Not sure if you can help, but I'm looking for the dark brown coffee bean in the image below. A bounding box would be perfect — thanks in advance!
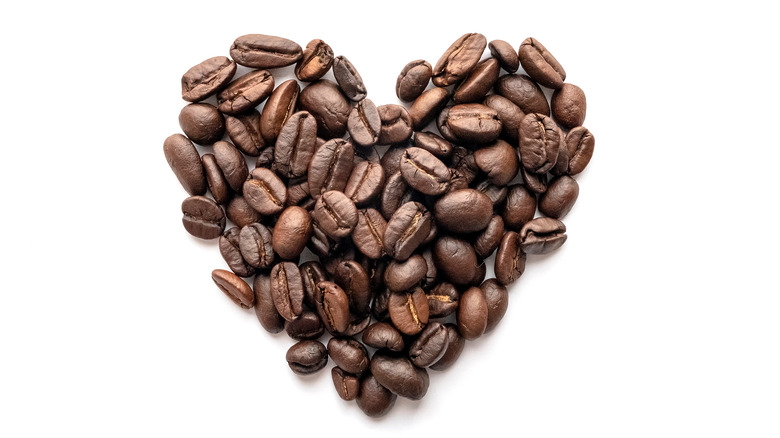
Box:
[518,37,566,89]
[453,58,500,104]
[356,374,397,417]
[430,324,465,371]
[396,60,432,102]
[449,146,480,183]
[300,261,327,310]
[434,236,479,286]
[481,279,509,332]
[179,103,225,145]
[434,189,493,234]
[408,87,450,130]
[563,126,595,176]
[217,69,274,115]
[412,131,452,158]
[332,367,360,401]
[219,227,254,277]
[520,165,548,194]
[445,104,502,144]
[273,111,317,179]
[495,74,550,116]
[422,221,439,246]
[539,175,579,219]
[344,161,384,207]
[181,196,225,239]
[519,113,562,174]
[362,322,404,351]
[409,322,448,368]
[519,217,567,254]
[230,34,303,68]
[482,94,524,143]
[380,172,418,220]
[426,283,459,318]
[457,286,488,340]
[474,215,505,258]
[253,274,284,333]
[285,310,324,340]
[503,184,537,229]
[347,99,381,147]
[260,79,300,143]
[225,195,261,228]
[474,139,519,186]
[312,191,358,239]
[224,110,265,157]
[370,352,430,400]
[420,247,438,288]
[314,281,350,334]
[238,223,274,269]
[383,202,433,261]
[270,262,304,321]
[388,287,429,336]
[243,168,287,215]
[488,40,519,73]
[213,141,248,193]
[255,146,275,169]
[272,206,313,260]
[474,179,509,207]
[380,147,406,179]
[333,260,371,315]
[298,79,350,138]
[432,33,487,87]
[308,138,354,196]
[286,340,328,375]
[333,56,367,101]
[494,231,526,285]
[436,106,458,143]
[376,104,413,145]
[551,83,586,129]
[307,222,337,259]
[211,269,254,309]
[200,154,230,205]
[327,337,369,375]
[295,39,333,82]
[163,134,207,195]
[400,147,450,195]
[384,255,427,293]
[352,208,386,260]
[181,56,237,102]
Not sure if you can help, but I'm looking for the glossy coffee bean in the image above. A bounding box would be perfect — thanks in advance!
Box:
[453,58,500,104]
[408,87,450,130]
[474,139,519,186]
[347,98,381,147]
[370,352,430,400]
[383,202,433,261]
[243,168,287,215]
[217,69,274,115]
[260,79,300,143]
[238,223,274,269]
[518,37,566,89]
[434,189,493,234]
[333,260,371,315]
[432,32,487,87]
[494,231,526,285]
[457,286,488,340]
[225,195,261,228]
[253,274,284,333]
[344,161,384,207]
[420,248,438,288]
[312,191,358,239]
[225,110,265,156]
[434,236,479,286]
[551,83,586,129]
[179,103,225,145]
[219,227,254,278]
[270,262,304,322]
[295,39,333,82]
[333,56,367,101]
[352,208,387,260]
[388,287,429,336]
[444,104,502,144]
[518,113,562,175]
[377,104,413,145]
[300,261,327,310]
[163,134,207,195]
[430,324,465,371]
[400,147,450,195]
[273,111,317,178]
[181,195,225,239]
[286,340,328,375]
[181,55,236,102]
[426,282,459,318]
[213,141,249,193]
[356,374,397,417]
[474,215,505,258]
[488,39,519,73]
[285,311,325,340]
[409,321,448,368]
[314,281,350,334]
[519,217,567,254]
[298,79,350,138]
[328,337,370,375]
[272,206,313,260]
[563,126,595,176]
[396,60,432,102]
[362,322,404,352]
[380,148,405,185]
[503,184,537,230]
[332,367,360,401]
[539,175,579,219]
[495,74,550,116]
[481,279,509,332]
[413,131,452,158]
[308,138,354,196]
[230,34,302,68]
[380,172,418,220]
[384,255,427,292]
[211,269,254,309]
[483,94,524,143]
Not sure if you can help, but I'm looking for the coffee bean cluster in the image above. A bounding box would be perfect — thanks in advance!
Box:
[164,33,595,417]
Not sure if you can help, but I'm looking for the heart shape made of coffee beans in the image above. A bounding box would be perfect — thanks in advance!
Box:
[164,32,595,417]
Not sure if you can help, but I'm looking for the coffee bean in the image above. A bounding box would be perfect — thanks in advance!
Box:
[481,279,508,332]
[383,202,433,261]
[333,260,371,315]
[474,178,509,207]
[495,74,550,116]
[181,195,225,239]
[295,39,334,82]
[376,104,413,145]
[519,217,567,254]
[474,215,505,258]
[503,184,537,229]
[255,146,275,170]
[356,374,397,417]
[551,83,586,129]
[179,103,225,145]
[300,261,327,310]
[308,138,354,196]
[219,227,254,277]
[181,56,237,102]
[474,139,519,186]
[273,111,317,179]
[457,286,488,340]
[298,79,350,138]
[328,337,370,375]
[388,287,429,336]
[225,110,265,157]
[539,175,579,219]
[518,37,566,89]
[270,262,304,321]
[332,367,360,401]
[285,310,325,340]
[445,104,502,144]
[494,231,526,285]
[253,274,284,333]
[347,98,381,147]
[286,340,328,375]
[562,126,595,176]
[351,208,386,260]
[213,141,249,193]
[243,168,287,215]
[520,165,548,194]
[453,58,500,104]
[420,248,438,289]
[385,255,427,293]
[269,207,310,260]
[230,34,303,68]
[412,131,452,158]
[436,106,458,143]
[312,190,358,239]
[488,40,519,73]
[400,147,450,195]
[211,269,254,309]
[409,321,448,368]
[482,94,524,143]
[432,33,487,87]
[449,146,480,184]
[408,87,450,130]
[518,113,562,174]
[217,69,274,115]
[434,189,493,234]
[314,281,350,334]
[260,79,300,143]
[380,148,406,181]
[396,60,432,102]
[333,56,367,101]
[434,236,479,286]
[370,352,430,400]
[344,161,384,207]
[426,282,459,318]
[238,223,274,269]
[225,195,261,228]
[163,134,207,195]
[430,324,465,371]
[362,322,404,351]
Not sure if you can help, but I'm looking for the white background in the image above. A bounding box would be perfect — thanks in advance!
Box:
[1,1,779,436]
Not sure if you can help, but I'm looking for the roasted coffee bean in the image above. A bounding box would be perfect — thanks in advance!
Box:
[409,322,448,368]
[562,126,595,176]
[181,196,225,239]
[217,69,274,115]
[314,281,350,334]
[383,202,433,261]
[408,87,450,130]
[445,104,502,144]
[520,165,548,194]
[481,279,508,332]
[253,274,284,333]
[243,168,287,215]
[344,161,384,207]
[446,170,470,196]
[436,106,458,143]
[179,103,225,145]
[380,172,418,220]
[307,222,338,258]
[539,175,579,219]
[260,79,300,143]
[312,191,358,239]
[332,367,360,401]
[300,261,327,310]
[434,189,493,233]
[328,337,370,375]
[342,314,372,337]
[432,33,487,87]
[333,55,367,101]
[503,184,537,229]
[474,139,519,186]
[286,340,328,375]
[420,248,438,288]
[494,231,526,285]
[457,286,488,340]
[225,195,261,228]
[423,221,439,245]
[376,104,413,145]
[272,206,313,260]
[370,352,430,400]
[181,56,237,102]
[255,146,275,169]
[211,269,254,309]
[400,147,450,195]
[285,310,325,340]
[333,260,371,315]
[163,134,207,195]
[551,83,586,129]
[474,215,505,258]
[352,209,386,260]
[453,58,500,104]
[495,74,550,116]
[230,34,303,68]
[238,223,274,269]
[426,283,459,318]
[356,374,397,417]
[488,39,519,73]
[388,287,429,336]
[295,39,333,82]
[519,217,567,254]
[518,37,566,89]
[225,110,265,156]
[483,94,524,143]
[274,111,317,178]
[380,147,406,178]
[270,262,304,321]
[434,236,479,286]
[371,288,391,321]
[518,113,562,174]
[396,60,432,102]
[347,99,381,147]
[298,79,350,138]
[213,141,249,193]
[474,179,508,207]
[430,324,465,371]
[412,131,452,158]
[449,146,480,183]
[219,227,255,277]
[308,138,354,196]
[362,322,404,351]
[385,255,427,292]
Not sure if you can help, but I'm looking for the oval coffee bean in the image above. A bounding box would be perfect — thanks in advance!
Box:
[494,231,526,285]
[564,126,595,176]
[503,184,537,230]
[272,206,313,260]
[518,37,566,89]
[409,322,448,368]
[519,217,567,254]
[312,191,358,239]
[396,60,432,102]
[457,286,488,340]
[434,189,493,234]
[163,134,207,195]
[270,262,304,321]
[352,208,387,260]
[388,287,429,336]
[211,269,254,309]
[181,55,236,102]
[426,282,459,318]
[356,374,397,417]
[430,324,465,371]
[274,111,317,179]
[380,171,417,220]
[453,58,500,104]
[474,215,505,258]
[412,131,452,158]
[483,94,524,143]
[181,196,225,239]
[383,202,433,261]
[495,74,550,116]
[285,310,325,340]
[253,274,284,333]
[230,34,303,68]
[219,227,254,278]
[400,147,450,195]
[488,39,519,73]
[344,161,385,207]
[308,138,354,196]
[408,87,450,130]
[314,281,350,334]
[225,110,265,156]
[298,79,350,139]
[445,104,502,144]
[432,32,487,87]
[380,146,406,179]
[420,248,438,288]
[179,103,225,145]
[474,139,519,186]
[300,261,327,310]
[384,255,427,293]
[333,56,367,101]
[518,113,562,175]
[333,260,372,315]
[286,340,328,375]
[213,141,249,193]
[327,337,370,375]
[295,39,333,82]
[217,69,274,115]
[481,279,509,332]
[362,322,404,352]
[434,236,479,286]
[377,104,413,145]
[225,195,261,228]
[260,79,300,143]
[551,83,586,130]
[243,167,287,215]
[539,175,579,219]
[332,367,360,401]
[347,98,381,147]
[238,223,274,269]
[370,353,430,400]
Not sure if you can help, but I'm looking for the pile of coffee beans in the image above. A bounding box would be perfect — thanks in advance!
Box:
[164,33,594,417]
